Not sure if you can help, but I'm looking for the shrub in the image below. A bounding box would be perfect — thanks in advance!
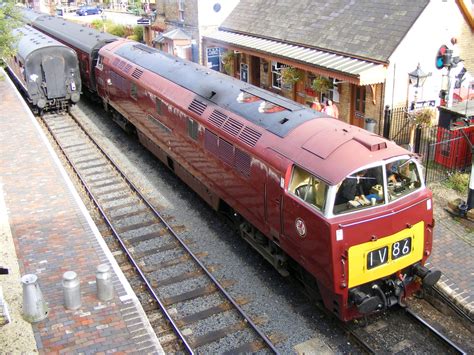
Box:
[443,172,469,194]
[108,24,126,37]
[133,25,143,42]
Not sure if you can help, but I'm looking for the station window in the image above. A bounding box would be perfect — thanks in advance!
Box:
[178,0,184,21]
[271,62,283,90]
[289,166,328,211]
[187,118,198,140]
[130,83,137,100]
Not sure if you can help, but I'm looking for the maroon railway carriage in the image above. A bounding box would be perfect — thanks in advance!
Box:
[94,39,440,321]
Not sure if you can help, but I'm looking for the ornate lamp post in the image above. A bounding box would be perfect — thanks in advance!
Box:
[407,64,432,152]
[408,63,431,110]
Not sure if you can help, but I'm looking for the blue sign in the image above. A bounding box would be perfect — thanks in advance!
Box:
[137,18,151,25]
[207,47,221,71]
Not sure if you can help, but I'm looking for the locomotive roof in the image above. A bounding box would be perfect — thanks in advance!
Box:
[107,41,411,184]
[113,42,322,138]
[30,15,118,55]
[13,25,72,60]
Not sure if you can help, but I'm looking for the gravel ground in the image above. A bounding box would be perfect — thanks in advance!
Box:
[71,102,349,353]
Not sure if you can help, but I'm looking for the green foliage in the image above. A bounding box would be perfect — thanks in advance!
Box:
[409,107,436,127]
[133,25,143,42]
[108,24,126,37]
[221,51,235,75]
[90,19,103,30]
[281,67,303,85]
[311,75,333,93]
[443,172,469,195]
[0,0,22,59]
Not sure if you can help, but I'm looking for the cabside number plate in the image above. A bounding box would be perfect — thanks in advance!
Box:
[367,237,412,270]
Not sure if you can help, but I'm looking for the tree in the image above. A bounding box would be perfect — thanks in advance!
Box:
[0,0,22,60]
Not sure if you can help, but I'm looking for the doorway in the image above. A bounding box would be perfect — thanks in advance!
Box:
[351,85,366,128]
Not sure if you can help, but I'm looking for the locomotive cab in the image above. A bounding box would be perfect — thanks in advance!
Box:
[329,157,441,318]
[284,156,440,320]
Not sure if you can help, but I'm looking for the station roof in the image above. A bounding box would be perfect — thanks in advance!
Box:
[219,0,429,63]
[205,30,387,85]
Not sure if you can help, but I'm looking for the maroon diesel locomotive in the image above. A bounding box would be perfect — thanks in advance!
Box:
[22,10,441,320]
[93,39,440,321]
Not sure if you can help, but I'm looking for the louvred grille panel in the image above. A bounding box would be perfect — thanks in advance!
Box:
[209,110,227,127]
[132,68,143,79]
[189,99,207,116]
[223,117,243,136]
[239,127,262,147]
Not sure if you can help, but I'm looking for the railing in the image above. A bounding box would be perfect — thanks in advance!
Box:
[382,105,473,184]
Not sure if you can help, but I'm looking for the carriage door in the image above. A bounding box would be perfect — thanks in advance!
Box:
[95,55,108,103]
[41,56,65,99]
[351,85,366,128]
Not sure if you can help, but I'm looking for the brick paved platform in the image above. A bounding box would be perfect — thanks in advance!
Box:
[428,195,474,319]
[0,70,163,353]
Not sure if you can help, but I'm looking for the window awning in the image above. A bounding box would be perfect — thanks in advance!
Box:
[204,30,387,86]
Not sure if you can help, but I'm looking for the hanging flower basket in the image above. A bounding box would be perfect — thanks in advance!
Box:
[408,107,435,127]
[311,75,333,93]
[281,67,303,85]
[221,51,235,75]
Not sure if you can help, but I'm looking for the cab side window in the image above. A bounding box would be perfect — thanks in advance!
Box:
[289,166,327,211]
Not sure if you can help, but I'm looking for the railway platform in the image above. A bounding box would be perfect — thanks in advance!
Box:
[0,69,163,353]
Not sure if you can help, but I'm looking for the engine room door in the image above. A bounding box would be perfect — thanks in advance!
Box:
[265,167,282,239]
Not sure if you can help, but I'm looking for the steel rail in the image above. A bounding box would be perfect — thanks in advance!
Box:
[405,308,467,355]
[45,112,279,354]
[431,284,474,325]
[41,113,194,354]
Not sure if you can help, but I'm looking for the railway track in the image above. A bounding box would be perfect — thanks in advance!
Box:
[40,112,279,354]
[346,306,468,354]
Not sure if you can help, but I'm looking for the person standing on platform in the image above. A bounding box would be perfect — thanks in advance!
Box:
[311,97,322,111]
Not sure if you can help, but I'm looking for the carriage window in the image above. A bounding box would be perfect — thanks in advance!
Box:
[130,83,137,100]
[386,159,422,202]
[289,166,328,211]
[333,166,384,214]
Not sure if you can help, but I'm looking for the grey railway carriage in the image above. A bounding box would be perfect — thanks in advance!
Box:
[4,25,81,112]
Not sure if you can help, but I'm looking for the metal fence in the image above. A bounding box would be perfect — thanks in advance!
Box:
[382,105,473,184]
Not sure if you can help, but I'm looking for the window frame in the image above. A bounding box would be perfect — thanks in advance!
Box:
[288,165,328,213]
[271,61,283,90]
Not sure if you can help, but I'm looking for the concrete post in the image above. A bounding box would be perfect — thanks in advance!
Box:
[62,271,81,310]
[96,264,113,302]
[21,274,48,323]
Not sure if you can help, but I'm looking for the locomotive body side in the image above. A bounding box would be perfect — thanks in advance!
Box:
[93,41,439,321]
[4,25,81,111]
